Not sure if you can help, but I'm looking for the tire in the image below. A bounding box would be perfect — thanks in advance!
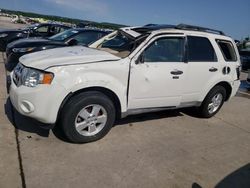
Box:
[199,86,226,118]
[60,91,116,143]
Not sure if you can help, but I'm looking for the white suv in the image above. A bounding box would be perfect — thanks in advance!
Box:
[9,24,241,143]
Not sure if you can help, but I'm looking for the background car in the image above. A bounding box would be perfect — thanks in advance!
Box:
[240,49,250,71]
[247,70,250,85]
[5,28,111,71]
[0,23,71,52]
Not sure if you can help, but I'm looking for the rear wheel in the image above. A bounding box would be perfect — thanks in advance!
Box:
[60,91,116,143]
[199,86,226,118]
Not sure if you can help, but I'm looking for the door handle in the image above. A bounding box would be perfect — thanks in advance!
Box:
[209,67,218,72]
[170,70,183,75]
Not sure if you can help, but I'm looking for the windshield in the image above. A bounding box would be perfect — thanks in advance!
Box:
[94,31,135,58]
[49,29,79,41]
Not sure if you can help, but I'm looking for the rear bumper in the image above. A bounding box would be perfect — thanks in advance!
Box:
[230,80,241,99]
[0,40,7,52]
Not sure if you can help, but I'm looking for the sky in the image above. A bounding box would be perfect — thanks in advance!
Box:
[0,0,249,39]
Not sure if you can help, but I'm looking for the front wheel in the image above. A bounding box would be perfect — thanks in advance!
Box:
[60,91,116,143]
[199,86,226,118]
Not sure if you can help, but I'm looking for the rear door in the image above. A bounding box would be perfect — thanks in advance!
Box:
[182,36,222,102]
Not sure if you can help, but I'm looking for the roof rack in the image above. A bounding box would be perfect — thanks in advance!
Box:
[176,24,225,35]
[133,24,176,33]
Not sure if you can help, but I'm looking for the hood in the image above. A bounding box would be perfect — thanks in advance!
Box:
[7,37,64,49]
[20,46,121,70]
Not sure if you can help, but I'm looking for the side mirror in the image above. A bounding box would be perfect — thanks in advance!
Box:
[135,53,145,64]
[66,38,78,46]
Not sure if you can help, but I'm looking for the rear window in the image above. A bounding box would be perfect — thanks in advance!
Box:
[217,40,237,61]
[187,36,217,62]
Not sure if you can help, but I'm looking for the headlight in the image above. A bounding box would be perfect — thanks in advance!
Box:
[0,33,8,38]
[13,64,54,87]
[12,47,35,53]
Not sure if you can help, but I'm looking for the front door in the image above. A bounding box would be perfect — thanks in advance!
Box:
[128,36,188,109]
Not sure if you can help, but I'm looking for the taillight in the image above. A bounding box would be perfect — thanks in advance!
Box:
[236,66,240,80]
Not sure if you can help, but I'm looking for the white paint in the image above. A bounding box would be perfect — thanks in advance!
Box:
[19,46,120,70]
[10,27,241,124]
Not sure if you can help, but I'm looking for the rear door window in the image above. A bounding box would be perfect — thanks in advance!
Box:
[187,36,217,62]
[216,40,237,61]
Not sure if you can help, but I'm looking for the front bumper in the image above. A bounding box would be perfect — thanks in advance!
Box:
[9,73,68,124]
[0,40,7,52]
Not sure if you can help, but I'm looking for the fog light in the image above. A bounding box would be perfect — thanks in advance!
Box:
[20,100,34,113]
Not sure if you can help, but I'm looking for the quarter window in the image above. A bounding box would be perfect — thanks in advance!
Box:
[217,40,237,61]
[143,37,185,62]
[187,36,217,62]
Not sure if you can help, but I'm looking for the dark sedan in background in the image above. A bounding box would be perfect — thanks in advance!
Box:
[240,49,250,71]
[5,28,111,71]
[0,23,70,52]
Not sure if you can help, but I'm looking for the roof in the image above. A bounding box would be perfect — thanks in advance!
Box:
[30,23,71,28]
[70,28,112,33]
[133,24,176,34]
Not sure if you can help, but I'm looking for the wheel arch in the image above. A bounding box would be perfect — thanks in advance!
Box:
[214,81,232,101]
[201,81,232,102]
[57,86,122,122]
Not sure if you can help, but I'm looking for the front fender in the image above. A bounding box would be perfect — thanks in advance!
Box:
[71,72,127,112]
[48,63,129,113]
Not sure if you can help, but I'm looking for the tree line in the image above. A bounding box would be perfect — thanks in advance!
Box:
[0,8,127,29]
